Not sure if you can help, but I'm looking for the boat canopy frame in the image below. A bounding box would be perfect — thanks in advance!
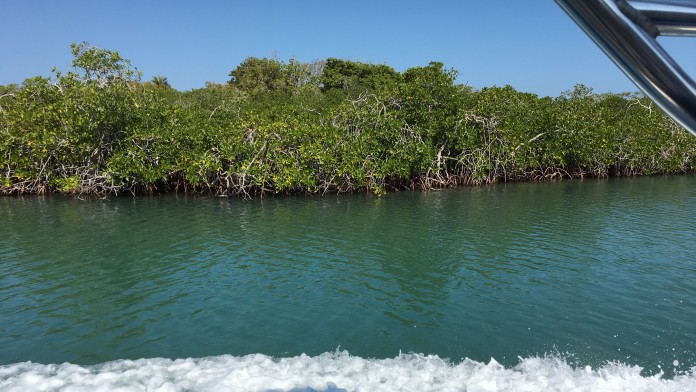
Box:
[556,0,696,136]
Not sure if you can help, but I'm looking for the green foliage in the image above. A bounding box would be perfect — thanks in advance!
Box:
[1,44,694,197]
[68,42,140,84]
[0,84,19,97]
[228,57,289,93]
[228,57,325,96]
[51,176,80,193]
[150,75,171,89]
[397,62,463,142]
[319,58,401,94]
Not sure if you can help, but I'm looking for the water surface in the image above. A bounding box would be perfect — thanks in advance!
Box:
[1,176,695,389]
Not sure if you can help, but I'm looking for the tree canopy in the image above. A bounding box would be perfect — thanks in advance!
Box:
[1,43,693,197]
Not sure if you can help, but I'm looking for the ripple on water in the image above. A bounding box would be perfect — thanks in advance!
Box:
[0,177,695,377]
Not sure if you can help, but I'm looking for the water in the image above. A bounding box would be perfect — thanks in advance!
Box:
[1,176,695,391]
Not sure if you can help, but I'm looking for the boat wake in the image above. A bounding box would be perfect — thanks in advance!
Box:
[1,351,694,392]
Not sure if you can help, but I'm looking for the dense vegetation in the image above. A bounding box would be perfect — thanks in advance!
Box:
[1,43,694,197]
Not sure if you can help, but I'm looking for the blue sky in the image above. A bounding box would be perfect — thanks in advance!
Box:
[2,1,695,97]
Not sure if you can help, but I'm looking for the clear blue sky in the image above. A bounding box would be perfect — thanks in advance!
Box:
[3,1,695,97]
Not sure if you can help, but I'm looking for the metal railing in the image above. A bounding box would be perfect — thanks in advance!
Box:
[556,0,696,136]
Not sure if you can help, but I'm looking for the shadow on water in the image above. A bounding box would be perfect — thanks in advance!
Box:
[0,176,695,377]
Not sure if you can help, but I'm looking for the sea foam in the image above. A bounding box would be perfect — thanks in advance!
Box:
[1,351,694,392]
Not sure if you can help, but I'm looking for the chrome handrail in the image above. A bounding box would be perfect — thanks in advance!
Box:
[556,0,696,136]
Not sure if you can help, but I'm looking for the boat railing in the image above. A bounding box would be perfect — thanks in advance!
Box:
[556,0,696,136]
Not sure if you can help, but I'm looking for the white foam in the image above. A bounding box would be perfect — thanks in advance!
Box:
[0,351,694,392]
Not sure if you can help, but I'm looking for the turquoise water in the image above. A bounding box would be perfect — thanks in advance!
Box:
[1,176,695,390]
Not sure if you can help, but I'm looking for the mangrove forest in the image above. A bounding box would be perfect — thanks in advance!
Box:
[1,43,695,197]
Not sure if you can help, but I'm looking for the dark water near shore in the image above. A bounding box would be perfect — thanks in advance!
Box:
[1,176,695,379]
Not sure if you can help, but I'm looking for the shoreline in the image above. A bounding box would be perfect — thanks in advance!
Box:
[1,170,693,199]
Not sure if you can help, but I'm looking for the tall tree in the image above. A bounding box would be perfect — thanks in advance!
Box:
[319,58,400,93]
[228,57,289,93]
[151,75,171,89]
